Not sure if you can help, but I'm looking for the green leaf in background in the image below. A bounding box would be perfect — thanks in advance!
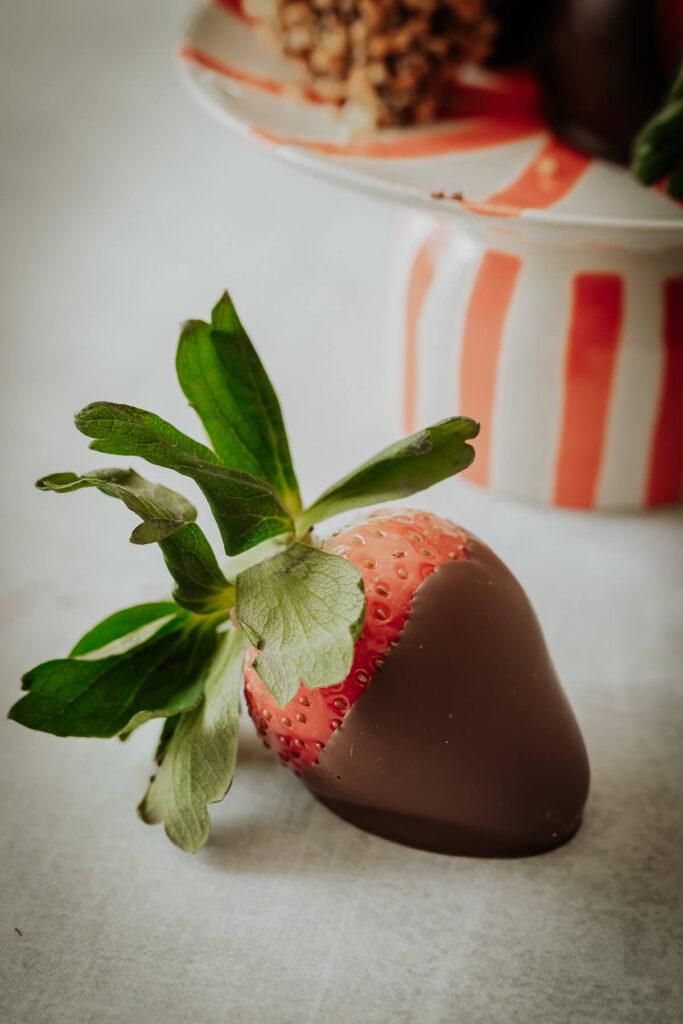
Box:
[297,417,479,534]
[235,543,365,707]
[177,293,301,513]
[70,602,181,657]
[8,613,217,738]
[138,627,247,852]
[632,62,683,198]
[75,403,294,555]
[37,469,232,614]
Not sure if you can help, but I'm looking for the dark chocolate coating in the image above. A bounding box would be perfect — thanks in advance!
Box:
[537,0,666,163]
[302,540,589,857]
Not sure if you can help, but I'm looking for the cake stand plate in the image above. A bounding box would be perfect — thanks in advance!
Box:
[178,0,683,241]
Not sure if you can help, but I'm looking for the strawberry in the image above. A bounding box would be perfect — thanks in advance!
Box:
[10,290,588,859]
[245,509,468,770]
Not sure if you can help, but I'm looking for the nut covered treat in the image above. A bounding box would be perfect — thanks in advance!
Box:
[245,0,496,127]
[235,0,682,192]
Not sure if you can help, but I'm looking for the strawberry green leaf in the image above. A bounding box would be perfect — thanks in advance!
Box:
[8,614,217,738]
[70,602,181,657]
[37,468,196,530]
[37,469,232,614]
[153,523,234,614]
[177,293,301,513]
[130,520,190,544]
[138,627,247,852]
[154,714,180,762]
[224,535,289,583]
[235,543,365,707]
[75,403,294,555]
[297,417,479,533]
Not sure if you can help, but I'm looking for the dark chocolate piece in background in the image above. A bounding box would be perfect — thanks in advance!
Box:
[487,0,559,67]
[537,0,667,163]
[302,540,590,857]
[657,0,683,75]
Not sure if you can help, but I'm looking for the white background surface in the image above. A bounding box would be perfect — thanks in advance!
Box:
[1,3,682,1022]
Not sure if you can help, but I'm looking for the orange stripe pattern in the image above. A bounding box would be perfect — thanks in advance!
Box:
[647,278,683,505]
[553,275,624,508]
[179,46,325,104]
[181,47,542,160]
[180,46,542,160]
[475,139,591,216]
[250,119,541,161]
[403,228,448,433]
[458,251,522,486]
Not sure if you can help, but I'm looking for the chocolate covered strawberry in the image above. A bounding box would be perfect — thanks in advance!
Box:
[9,292,589,856]
[246,503,589,857]
[245,509,468,770]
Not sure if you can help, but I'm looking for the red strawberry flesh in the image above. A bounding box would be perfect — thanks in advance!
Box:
[244,509,468,769]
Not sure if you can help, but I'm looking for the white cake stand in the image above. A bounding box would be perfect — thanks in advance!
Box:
[178,0,683,510]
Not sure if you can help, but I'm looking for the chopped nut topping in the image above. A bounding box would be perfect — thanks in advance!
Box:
[253,0,495,127]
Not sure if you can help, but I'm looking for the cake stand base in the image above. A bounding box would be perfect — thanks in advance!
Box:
[389,213,683,510]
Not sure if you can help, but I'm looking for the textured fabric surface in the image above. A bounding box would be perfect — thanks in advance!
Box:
[1,2,682,1022]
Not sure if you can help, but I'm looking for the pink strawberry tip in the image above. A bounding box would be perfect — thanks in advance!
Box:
[244,507,471,770]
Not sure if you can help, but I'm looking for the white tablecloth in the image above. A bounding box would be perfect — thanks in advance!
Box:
[2,3,682,1022]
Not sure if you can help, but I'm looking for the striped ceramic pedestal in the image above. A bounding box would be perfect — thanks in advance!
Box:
[392,214,683,510]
